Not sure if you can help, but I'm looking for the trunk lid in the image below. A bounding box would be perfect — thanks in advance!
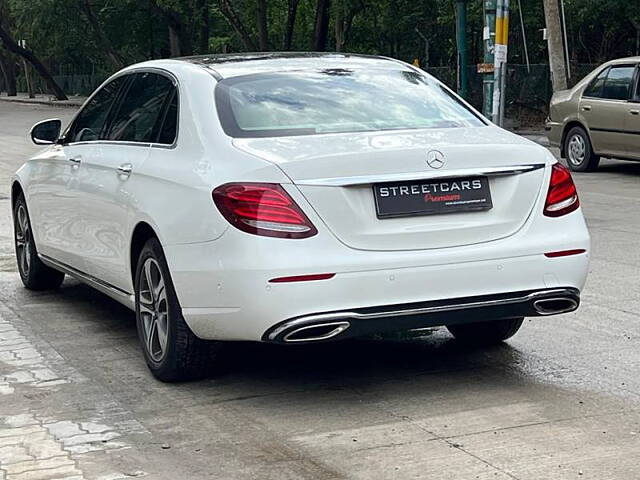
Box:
[233,127,550,251]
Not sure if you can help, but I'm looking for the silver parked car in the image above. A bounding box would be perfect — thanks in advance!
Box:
[546,57,640,171]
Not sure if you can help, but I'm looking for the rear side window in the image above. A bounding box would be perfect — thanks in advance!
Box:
[602,65,636,100]
[583,68,608,98]
[66,76,126,143]
[107,72,175,142]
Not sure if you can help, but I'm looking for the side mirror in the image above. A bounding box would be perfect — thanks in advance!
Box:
[30,119,62,145]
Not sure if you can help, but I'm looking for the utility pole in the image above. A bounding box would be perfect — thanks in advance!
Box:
[482,0,496,118]
[455,0,469,100]
[492,0,509,126]
[543,0,568,91]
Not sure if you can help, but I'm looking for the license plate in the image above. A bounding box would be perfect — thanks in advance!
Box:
[373,177,493,218]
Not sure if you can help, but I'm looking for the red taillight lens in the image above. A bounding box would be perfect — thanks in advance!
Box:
[213,183,317,239]
[544,163,580,217]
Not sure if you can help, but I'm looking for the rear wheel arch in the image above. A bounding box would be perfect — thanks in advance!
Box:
[130,222,159,287]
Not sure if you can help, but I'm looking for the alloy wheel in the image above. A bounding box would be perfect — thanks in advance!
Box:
[15,205,31,277]
[139,258,169,362]
[567,134,586,166]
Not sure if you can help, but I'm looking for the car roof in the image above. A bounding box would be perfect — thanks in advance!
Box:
[605,56,640,66]
[128,52,413,79]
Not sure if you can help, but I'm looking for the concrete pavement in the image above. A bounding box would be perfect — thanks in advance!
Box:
[1,102,640,479]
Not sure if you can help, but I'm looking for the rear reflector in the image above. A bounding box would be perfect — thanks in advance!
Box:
[544,163,580,217]
[544,249,586,258]
[213,183,317,239]
[269,273,335,283]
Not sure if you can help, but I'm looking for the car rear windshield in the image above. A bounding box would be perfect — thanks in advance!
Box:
[214,69,486,138]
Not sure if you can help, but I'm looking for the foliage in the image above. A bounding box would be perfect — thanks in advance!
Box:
[1,0,640,78]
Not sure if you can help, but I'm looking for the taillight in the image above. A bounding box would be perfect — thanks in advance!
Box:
[544,163,580,217]
[212,183,317,239]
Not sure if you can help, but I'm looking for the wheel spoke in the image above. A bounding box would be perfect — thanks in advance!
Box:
[24,242,30,270]
[20,248,28,273]
[17,207,28,235]
[154,274,165,303]
[156,313,168,354]
[139,302,154,316]
[144,261,155,303]
[146,317,158,356]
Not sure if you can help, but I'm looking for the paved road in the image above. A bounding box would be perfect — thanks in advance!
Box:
[1,101,640,480]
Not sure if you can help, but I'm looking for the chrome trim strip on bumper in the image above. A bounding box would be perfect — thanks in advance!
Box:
[38,254,135,309]
[294,164,546,187]
[267,288,578,341]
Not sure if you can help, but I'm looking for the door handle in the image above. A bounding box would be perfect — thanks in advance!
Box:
[68,157,82,165]
[117,163,133,177]
[582,105,592,111]
[630,110,640,115]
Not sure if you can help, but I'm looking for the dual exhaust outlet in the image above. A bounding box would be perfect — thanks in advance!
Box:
[271,288,580,344]
[532,297,578,316]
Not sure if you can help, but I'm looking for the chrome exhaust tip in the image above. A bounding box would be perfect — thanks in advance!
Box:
[533,297,578,316]
[282,321,350,343]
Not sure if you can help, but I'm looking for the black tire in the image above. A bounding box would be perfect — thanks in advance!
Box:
[446,318,524,345]
[13,193,65,290]
[134,237,220,382]
[564,126,600,172]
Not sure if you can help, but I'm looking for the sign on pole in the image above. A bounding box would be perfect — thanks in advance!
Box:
[492,0,509,126]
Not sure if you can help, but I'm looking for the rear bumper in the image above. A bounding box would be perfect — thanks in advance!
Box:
[165,186,590,342]
[545,119,563,148]
[167,227,589,341]
[264,287,580,343]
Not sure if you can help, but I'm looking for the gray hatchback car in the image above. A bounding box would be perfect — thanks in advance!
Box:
[546,57,640,171]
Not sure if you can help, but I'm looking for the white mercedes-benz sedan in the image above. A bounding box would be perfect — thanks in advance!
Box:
[12,53,590,381]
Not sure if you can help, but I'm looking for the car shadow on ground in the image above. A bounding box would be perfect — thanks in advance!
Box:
[588,159,640,176]
[27,277,527,389]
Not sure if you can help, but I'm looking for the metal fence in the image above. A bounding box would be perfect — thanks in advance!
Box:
[15,73,107,97]
[426,63,597,125]
[8,62,598,124]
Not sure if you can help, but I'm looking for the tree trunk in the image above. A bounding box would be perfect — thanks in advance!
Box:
[282,0,300,50]
[150,1,193,57]
[543,0,568,91]
[168,23,181,56]
[0,24,67,100]
[218,0,257,51]
[256,0,269,51]
[197,0,210,54]
[335,2,344,52]
[0,48,17,96]
[312,0,331,51]
[335,0,361,52]
[78,0,125,70]
[168,12,193,57]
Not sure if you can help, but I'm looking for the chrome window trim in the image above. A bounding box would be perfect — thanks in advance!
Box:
[582,64,638,101]
[62,67,180,150]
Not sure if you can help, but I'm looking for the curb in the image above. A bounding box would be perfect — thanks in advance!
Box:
[0,97,83,108]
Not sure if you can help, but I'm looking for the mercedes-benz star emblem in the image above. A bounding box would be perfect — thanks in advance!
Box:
[426,150,445,169]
